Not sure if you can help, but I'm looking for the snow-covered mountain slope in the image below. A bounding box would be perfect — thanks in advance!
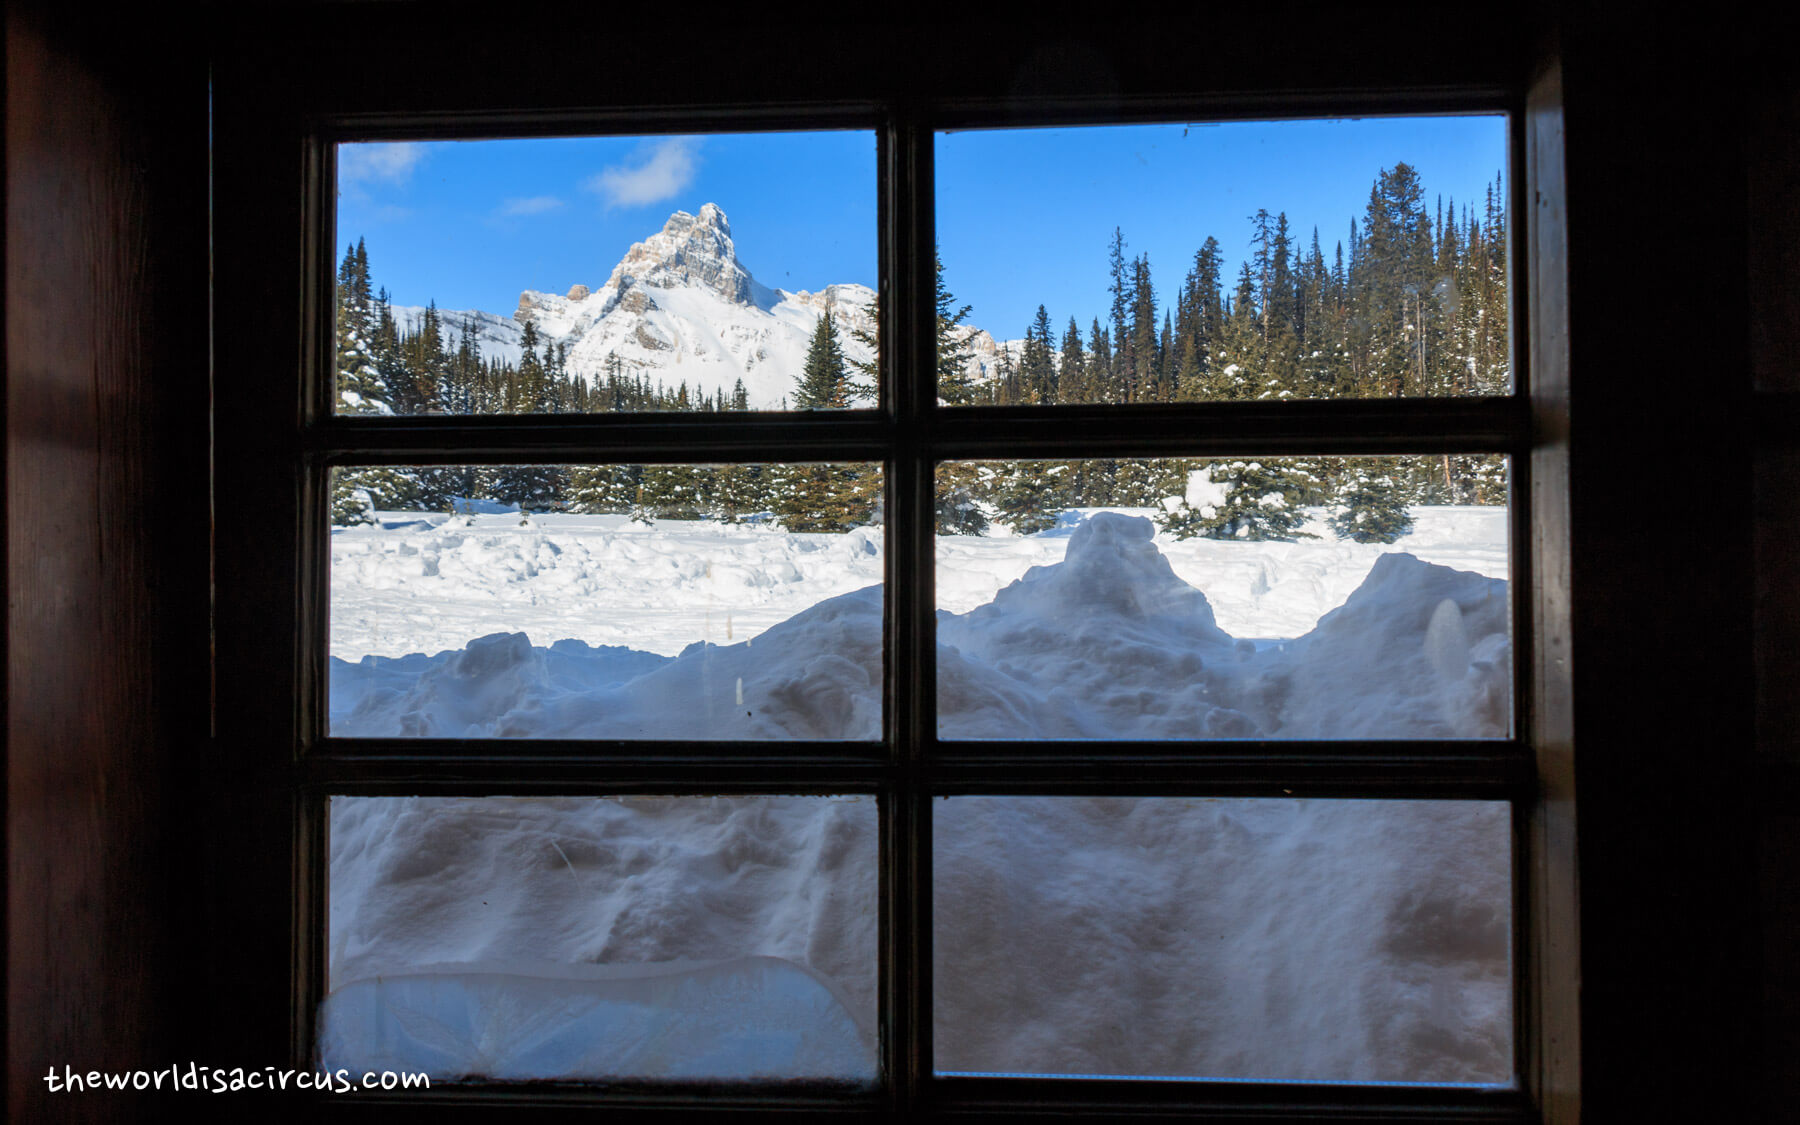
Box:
[394,202,1001,409]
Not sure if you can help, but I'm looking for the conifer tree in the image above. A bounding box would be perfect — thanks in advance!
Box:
[989,460,1065,535]
[768,463,878,533]
[334,240,386,413]
[1105,228,1130,403]
[935,255,983,406]
[1057,317,1087,402]
[795,308,850,409]
[566,464,642,514]
[635,463,712,521]
[1329,459,1414,543]
[1159,459,1318,541]
[1087,319,1112,404]
[711,463,767,523]
[1173,237,1223,401]
[843,295,880,405]
[1018,305,1057,404]
[935,463,990,536]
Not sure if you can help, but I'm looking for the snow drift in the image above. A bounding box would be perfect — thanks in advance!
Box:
[324,794,1510,1085]
[321,510,1515,1085]
[331,512,1510,741]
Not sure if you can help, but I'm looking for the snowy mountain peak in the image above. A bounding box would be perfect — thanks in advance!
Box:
[403,204,991,410]
[600,201,760,309]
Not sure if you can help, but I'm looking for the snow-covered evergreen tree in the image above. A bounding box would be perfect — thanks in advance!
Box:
[1329,460,1414,543]
[935,463,990,536]
[767,463,879,533]
[1159,460,1318,541]
[988,461,1065,535]
[565,464,642,514]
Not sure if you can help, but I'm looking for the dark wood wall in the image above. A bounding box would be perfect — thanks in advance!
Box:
[1747,14,1800,1115]
[4,3,210,1121]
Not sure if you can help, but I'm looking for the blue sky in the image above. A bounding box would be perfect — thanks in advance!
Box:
[337,116,1506,337]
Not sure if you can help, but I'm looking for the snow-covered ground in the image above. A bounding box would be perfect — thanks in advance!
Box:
[323,505,1515,1084]
[332,505,1505,662]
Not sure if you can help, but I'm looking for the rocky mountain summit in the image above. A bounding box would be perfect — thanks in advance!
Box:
[396,203,999,409]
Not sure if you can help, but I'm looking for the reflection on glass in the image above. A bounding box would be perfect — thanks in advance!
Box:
[334,133,876,415]
[935,118,1510,404]
[934,797,1513,1085]
[934,456,1511,740]
[328,463,883,739]
[322,795,878,1083]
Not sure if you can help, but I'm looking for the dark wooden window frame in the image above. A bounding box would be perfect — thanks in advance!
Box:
[210,20,1575,1125]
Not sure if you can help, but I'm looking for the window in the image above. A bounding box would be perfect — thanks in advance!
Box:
[211,18,1567,1121]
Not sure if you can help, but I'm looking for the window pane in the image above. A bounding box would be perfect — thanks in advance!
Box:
[329,464,882,739]
[935,118,1510,405]
[334,133,876,415]
[935,456,1510,740]
[321,795,878,1083]
[934,797,1513,1085]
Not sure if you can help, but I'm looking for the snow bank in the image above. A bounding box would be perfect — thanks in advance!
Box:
[332,512,1509,740]
[327,796,879,1081]
[319,958,872,1082]
[322,510,1514,1083]
[324,795,1509,1085]
[934,797,1512,1083]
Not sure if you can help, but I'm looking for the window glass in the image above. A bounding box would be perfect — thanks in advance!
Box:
[334,133,877,415]
[935,118,1509,405]
[329,463,882,740]
[934,796,1513,1085]
[323,795,878,1083]
[935,456,1510,740]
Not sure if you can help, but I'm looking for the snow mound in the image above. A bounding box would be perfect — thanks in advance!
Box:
[333,586,880,739]
[934,797,1512,1083]
[323,794,1509,1085]
[332,511,1509,741]
[319,957,873,1082]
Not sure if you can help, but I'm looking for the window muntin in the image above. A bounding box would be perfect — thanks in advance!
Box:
[303,112,1528,1110]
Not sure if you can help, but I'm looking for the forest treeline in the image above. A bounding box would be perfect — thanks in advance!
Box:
[334,162,1508,542]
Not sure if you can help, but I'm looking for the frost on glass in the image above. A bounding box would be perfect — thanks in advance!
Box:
[934,456,1510,740]
[328,463,882,739]
[934,117,1510,405]
[934,797,1513,1085]
[321,795,878,1084]
[333,133,877,416]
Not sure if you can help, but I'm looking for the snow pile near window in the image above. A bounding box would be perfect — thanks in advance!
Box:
[320,509,1514,1084]
[318,957,872,1082]
[327,795,879,1082]
[934,797,1511,1083]
[323,794,1510,1085]
[331,512,1508,740]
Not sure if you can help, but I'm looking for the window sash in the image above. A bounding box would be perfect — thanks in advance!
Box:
[288,109,1537,1118]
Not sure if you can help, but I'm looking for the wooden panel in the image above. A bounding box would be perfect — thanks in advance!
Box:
[1524,45,1579,1125]
[4,6,209,1121]
[1749,81,1800,392]
[1558,12,1758,1121]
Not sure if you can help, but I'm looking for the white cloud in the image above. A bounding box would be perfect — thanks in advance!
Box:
[339,142,426,187]
[584,138,700,209]
[498,195,565,217]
